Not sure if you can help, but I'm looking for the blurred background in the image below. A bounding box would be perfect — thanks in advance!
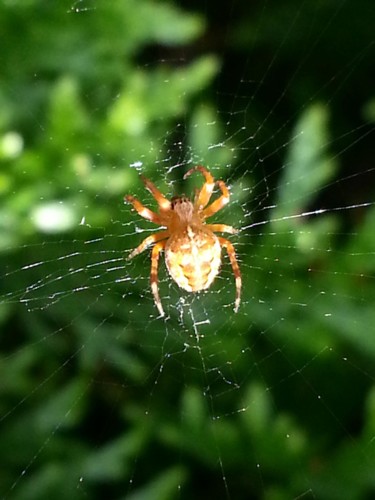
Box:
[1,1,375,499]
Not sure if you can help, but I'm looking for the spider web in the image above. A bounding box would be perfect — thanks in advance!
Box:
[1,1,375,499]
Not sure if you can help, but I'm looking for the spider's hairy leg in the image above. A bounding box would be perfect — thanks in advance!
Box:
[151,240,166,317]
[125,195,162,224]
[203,180,230,219]
[218,237,241,313]
[140,175,171,212]
[127,231,169,260]
[206,223,238,235]
[183,165,215,210]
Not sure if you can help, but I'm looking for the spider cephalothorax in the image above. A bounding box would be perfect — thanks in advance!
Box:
[125,166,241,317]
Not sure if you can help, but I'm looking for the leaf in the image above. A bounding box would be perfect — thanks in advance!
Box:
[274,103,337,224]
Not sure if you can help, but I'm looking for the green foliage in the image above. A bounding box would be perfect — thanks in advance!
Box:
[275,103,337,221]
[1,1,375,500]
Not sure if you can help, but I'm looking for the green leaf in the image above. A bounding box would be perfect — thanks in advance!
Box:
[124,467,187,500]
[274,103,337,224]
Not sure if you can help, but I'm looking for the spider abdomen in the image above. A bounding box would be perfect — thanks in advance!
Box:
[165,226,221,292]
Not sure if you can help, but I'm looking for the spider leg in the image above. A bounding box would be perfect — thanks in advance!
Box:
[127,230,169,260]
[140,175,171,212]
[206,223,238,235]
[183,165,215,210]
[125,195,162,224]
[218,237,241,313]
[202,180,230,219]
[150,240,166,317]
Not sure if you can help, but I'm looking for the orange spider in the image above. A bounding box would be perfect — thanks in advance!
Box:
[125,166,241,317]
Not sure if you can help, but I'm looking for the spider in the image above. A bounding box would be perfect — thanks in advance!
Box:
[125,165,241,317]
